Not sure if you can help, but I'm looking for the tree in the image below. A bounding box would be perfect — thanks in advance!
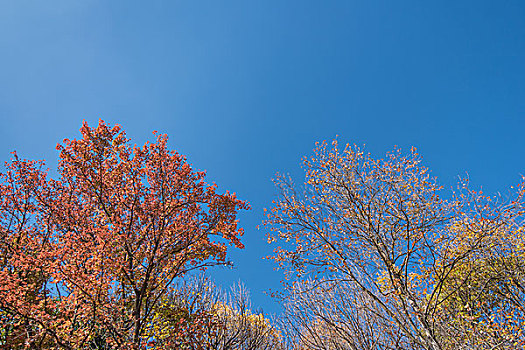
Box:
[433,192,525,349]
[266,140,525,350]
[146,275,284,350]
[0,120,248,349]
[278,279,405,350]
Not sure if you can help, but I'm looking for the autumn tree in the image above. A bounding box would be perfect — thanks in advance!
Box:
[0,120,248,349]
[146,275,284,350]
[266,140,525,350]
[433,185,525,349]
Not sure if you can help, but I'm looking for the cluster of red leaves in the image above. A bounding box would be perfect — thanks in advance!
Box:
[0,120,248,349]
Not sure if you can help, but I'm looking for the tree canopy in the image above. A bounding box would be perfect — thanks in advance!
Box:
[0,120,248,349]
[266,140,525,350]
[1,126,524,350]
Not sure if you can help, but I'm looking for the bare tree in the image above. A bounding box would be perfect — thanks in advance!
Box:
[278,279,409,350]
[145,275,284,350]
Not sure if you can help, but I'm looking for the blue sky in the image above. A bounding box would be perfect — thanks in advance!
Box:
[1,1,525,315]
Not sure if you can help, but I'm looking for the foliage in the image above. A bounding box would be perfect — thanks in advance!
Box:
[266,140,525,350]
[0,120,248,349]
[146,276,284,350]
[434,210,525,349]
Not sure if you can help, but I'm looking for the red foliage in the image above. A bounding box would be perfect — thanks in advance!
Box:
[0,120,248,349]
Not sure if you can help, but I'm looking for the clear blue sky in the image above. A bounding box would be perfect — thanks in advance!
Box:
[1,1,525,315]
